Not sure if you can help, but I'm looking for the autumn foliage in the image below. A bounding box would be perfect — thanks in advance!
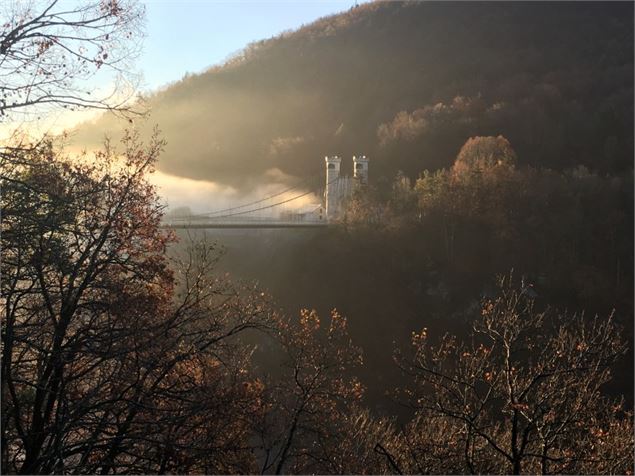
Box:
[0,132,273,473]
[2,0,632,474]
[1,133,632,474]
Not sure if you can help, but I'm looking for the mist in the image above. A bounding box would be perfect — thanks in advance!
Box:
[152,169,320,217]
[67,1,632,199]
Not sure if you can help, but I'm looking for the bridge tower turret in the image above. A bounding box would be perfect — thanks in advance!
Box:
[353,155,369,187]
[325,155,341,219]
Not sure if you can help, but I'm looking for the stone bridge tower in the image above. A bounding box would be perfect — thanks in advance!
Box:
[325,155,368,220]
[353,155,369,186]
[325,155,341,219]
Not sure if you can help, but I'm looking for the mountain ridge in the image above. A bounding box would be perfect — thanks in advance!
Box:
[71,1,634,189]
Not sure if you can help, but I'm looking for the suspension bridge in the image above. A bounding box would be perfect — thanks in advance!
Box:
[161,155,368,229]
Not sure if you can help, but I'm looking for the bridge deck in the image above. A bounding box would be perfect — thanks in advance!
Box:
[161,220,329,229]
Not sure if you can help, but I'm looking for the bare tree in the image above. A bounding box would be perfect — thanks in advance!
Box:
[395,274,633,475]
[256,309,364,474]
[0,0,145,122]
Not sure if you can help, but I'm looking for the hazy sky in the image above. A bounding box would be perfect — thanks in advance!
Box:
[2,0,362,137]
[110,1,361,212]
[136,1,364,211]
[4,1,364,211]
[140,0,360,92]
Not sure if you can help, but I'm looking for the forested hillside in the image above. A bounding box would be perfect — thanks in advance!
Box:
[72,1,633,188]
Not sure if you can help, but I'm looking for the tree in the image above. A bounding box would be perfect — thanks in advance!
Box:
[308,407,405,475]
[257,309,364,474]
[0,132,274,474]
[452,135,517,177]
[0,0,144,122]
[415,169,457,262]
[395,274,633,475]
[388,170,417,219]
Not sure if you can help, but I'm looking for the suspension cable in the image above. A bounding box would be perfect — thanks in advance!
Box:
[175,173,322,219]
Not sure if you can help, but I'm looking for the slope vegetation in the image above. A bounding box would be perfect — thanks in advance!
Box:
[73,1,634,188]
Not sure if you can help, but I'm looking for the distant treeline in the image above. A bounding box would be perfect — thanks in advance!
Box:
[345,135,633,312]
